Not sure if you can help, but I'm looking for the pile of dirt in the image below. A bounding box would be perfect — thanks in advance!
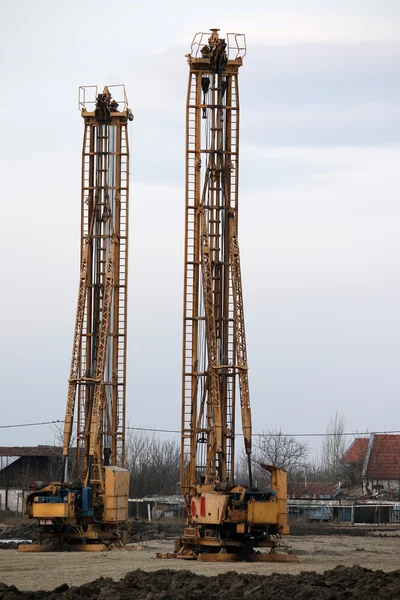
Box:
[0,542,20,550]
[0,520,182,548]
[1,565,400,599]
[0,521,38,541]
[129,521,183,542]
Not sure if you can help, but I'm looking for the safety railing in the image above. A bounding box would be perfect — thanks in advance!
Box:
[190,30,246,60]
[79,84,129,112]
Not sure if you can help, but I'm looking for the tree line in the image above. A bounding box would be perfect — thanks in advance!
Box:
[0,412,350,499]
[236,411,348,488]
[126,411,349,498]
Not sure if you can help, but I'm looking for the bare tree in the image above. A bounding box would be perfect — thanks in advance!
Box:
[236,430,309,487]
[125,431,180,498]
[235,452,253,486]
[303,458,327,483]
[322,411,346,483]
[255,429,309,479]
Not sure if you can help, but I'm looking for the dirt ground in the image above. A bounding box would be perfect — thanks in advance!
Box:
[2,566,400,600]
[1,534,400,593]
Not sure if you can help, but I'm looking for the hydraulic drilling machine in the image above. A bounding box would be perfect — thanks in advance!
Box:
[171,30,297,562]
[21,86,133,551]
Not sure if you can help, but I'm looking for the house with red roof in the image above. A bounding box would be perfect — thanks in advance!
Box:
[344,434,400,498]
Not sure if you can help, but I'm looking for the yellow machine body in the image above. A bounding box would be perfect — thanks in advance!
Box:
[173,465,294,560]
[32,498,75,520]
[190,492,228,525]
[103,466,129,523]
[247,500,279,526]
[191,467,289,533]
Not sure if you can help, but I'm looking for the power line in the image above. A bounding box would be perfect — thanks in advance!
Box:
[126,426,180,434]
[0,420,63,429]
[127,426,400,438]
[1,419,400,438]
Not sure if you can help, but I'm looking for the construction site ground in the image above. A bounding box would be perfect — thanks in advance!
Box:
[1,532,400,595]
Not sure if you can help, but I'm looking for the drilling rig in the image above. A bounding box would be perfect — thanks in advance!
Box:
[172,30,296,562]
[22,86,133,551]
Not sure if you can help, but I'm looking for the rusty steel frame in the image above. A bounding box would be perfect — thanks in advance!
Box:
[181,30,252,508]
[63,86,131,485]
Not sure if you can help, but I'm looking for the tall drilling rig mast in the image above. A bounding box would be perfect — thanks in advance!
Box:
[181,28,249,500]
[64,85,132,487]
[24,86,133,550]
[175,30,296,562]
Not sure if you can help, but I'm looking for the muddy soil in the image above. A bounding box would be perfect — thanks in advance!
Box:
[1,535,400,593]
[0,520,181,550]
[3,519,395,545]
[0,520,181,546]
[129,521,183,542]
[1,565,400,599]
[0,521,38,542]
[0,543,20,550]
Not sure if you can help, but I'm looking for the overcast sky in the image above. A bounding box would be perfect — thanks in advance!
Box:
[0,1,399,458]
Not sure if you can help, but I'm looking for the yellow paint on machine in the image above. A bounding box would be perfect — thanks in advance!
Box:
[247,500,279,525]
[103,466,129,523]
[190,492,228,525]
[32,503,74,519]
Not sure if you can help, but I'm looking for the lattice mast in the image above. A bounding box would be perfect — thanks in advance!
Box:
[63,86,133,488]
[181,30,252,508]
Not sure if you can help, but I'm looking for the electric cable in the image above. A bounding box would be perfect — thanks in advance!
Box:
[1,420,398,439]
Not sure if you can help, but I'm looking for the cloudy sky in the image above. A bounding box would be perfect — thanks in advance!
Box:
[1,1,399,458]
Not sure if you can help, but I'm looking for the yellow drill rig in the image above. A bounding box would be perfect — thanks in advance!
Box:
[169,30,297,562]
[21,86,133,551]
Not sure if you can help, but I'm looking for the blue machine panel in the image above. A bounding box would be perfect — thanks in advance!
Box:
[81,486,94,517]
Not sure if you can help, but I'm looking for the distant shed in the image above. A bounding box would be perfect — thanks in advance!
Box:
[288,482,342,500]
[0,446,66,511]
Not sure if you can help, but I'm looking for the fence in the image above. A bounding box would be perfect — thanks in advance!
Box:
[288,501,400,524]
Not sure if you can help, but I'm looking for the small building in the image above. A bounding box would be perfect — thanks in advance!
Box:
[129,495,185,521]
[288,482,342,500]
[288,482,347,522]
[344,434,400,498]
[0,446,65,512]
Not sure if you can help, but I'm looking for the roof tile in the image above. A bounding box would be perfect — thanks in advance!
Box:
[344,435,400,480]
[288,482,339,499]
[368,435,400,480]
[344,438,369,463]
